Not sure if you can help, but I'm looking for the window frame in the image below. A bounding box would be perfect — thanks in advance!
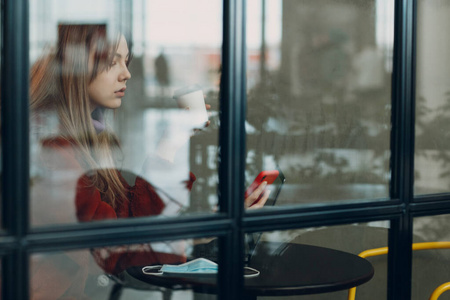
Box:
[3,0,450,299]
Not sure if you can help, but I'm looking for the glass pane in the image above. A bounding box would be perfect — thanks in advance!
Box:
[245,0,394,208]
[415,1,450,195]
[413,215,450,300]
[29,0,222,226]
[30,237,218,299]
[248,223,387,299]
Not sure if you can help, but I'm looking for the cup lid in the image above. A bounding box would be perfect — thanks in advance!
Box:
[173,84,202,99]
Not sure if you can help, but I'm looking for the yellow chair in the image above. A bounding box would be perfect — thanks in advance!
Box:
[347,242,450,300]
[429,282,450,300]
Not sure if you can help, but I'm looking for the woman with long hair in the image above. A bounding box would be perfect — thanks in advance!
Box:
[31,24,131,213]
[29,24,269,299]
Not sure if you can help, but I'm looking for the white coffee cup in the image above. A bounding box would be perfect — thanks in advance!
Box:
[173,85,208,127]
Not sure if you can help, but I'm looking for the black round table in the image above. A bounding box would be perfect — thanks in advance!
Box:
[126,242,374,299]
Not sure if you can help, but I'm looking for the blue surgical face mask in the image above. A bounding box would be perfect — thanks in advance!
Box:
[143,260,260,278]
[160,258,218,274]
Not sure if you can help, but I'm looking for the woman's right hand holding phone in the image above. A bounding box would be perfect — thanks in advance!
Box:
[244,182,271,209]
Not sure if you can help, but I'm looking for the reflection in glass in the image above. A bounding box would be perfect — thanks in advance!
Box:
[415,1,450,195]
[245,0,394,206]
[246,223,387,299]
[30,238,218,299]
[29,1,222,226]
[413,215,450,300]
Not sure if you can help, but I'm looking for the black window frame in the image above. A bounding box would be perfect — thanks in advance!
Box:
[3,0,450,299]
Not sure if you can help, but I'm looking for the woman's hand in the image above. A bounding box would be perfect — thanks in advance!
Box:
[190,103,211,134]
[211,181,270,212]
[244,182,271,209]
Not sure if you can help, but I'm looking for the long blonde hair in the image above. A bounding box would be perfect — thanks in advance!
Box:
[30,24,129,208]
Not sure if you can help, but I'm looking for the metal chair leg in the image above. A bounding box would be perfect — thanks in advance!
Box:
[162,289,172,300]
[108,283,123,300]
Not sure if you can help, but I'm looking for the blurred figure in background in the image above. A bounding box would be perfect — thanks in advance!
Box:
[155,49,170,100]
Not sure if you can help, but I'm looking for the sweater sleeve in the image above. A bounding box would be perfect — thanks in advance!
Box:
[129,171,197,217]
[91,243,186,275]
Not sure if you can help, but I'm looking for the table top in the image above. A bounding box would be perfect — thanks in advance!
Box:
[126,241,374,297]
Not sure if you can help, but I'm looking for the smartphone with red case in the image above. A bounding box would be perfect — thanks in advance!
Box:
[244,170,279,199]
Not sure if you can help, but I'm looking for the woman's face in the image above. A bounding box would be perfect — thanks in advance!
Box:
[88,35,131,110]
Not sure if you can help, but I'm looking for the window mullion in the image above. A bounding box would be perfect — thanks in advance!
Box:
[218,0,246,299]
[2,0,30,300]
[388,0,416,299]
